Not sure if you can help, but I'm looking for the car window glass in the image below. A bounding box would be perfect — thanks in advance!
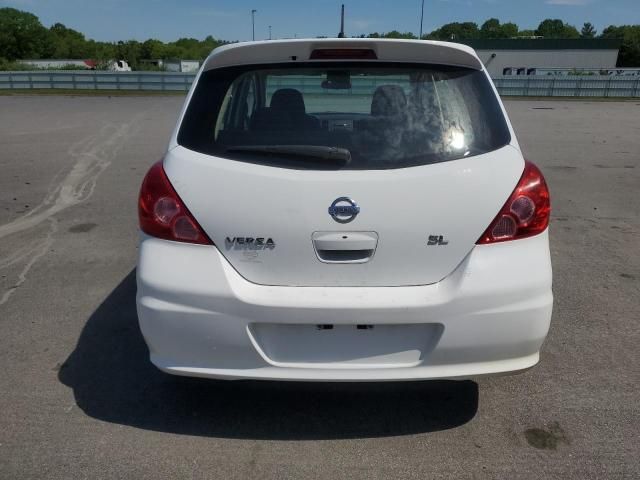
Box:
[179,63,510,170]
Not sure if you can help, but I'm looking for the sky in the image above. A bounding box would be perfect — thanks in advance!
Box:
[1,0,638,42]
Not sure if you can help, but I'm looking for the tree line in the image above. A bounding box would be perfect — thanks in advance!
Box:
[0,8,229,70]
[1,7,639,69]
[366,19,639,67]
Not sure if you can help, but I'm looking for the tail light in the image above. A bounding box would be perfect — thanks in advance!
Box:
[138,161,212,245]
[477,160,550,244]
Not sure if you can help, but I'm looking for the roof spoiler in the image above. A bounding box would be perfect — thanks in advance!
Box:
[203,39,484,71]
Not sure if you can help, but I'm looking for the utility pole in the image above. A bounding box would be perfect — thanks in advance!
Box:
[338,4,345,38]
[269,25,272,40]
[251,9,257,41]
[419,0,425,39]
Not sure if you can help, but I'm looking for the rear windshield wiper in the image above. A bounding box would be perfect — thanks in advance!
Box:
[225,145,351,164]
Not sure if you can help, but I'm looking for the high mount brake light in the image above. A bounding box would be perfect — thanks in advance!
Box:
[477,160,550,244]
[309,49,377,60]
[138,161,212,245]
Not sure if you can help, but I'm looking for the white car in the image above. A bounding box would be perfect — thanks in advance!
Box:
[136,39,552,381]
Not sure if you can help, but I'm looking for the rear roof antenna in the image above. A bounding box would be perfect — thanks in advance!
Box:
[338,4,345,38]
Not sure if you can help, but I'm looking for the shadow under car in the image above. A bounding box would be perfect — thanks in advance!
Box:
[58,270,479,440]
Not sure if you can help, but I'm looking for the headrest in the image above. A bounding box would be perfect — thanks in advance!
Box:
[270,88,306,116]
[371,85,407,116]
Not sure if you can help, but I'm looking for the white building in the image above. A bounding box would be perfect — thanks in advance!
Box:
[19,59,131,71]
[459,39,621,76]
[164,59,201,73]
[19,59,97,69]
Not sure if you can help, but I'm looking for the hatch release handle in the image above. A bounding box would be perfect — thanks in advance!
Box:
[312,231,378,264]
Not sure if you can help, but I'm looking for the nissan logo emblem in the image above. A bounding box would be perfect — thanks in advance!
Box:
[328,197,360,223]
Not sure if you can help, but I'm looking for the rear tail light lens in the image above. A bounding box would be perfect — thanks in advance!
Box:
[138,161,212,245]
[477,160,550,244]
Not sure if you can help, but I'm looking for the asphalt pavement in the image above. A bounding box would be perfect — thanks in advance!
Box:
[0,95,638,479]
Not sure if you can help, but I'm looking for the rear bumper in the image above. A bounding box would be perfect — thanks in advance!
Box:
[136,231,553,381]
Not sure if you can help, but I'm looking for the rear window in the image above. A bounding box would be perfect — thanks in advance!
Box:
[178,62,510,170]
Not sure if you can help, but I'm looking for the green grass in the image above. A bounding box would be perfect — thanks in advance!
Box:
[0,88,187,96]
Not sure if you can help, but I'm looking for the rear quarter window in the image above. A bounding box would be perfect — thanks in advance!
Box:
[178,62,511,170]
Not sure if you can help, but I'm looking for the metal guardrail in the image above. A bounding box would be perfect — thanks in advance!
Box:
[1,71,639,97]
[0,71,196,91]
[492,76,640,97]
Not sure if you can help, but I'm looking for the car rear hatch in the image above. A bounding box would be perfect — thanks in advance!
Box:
[165,39,523,287]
